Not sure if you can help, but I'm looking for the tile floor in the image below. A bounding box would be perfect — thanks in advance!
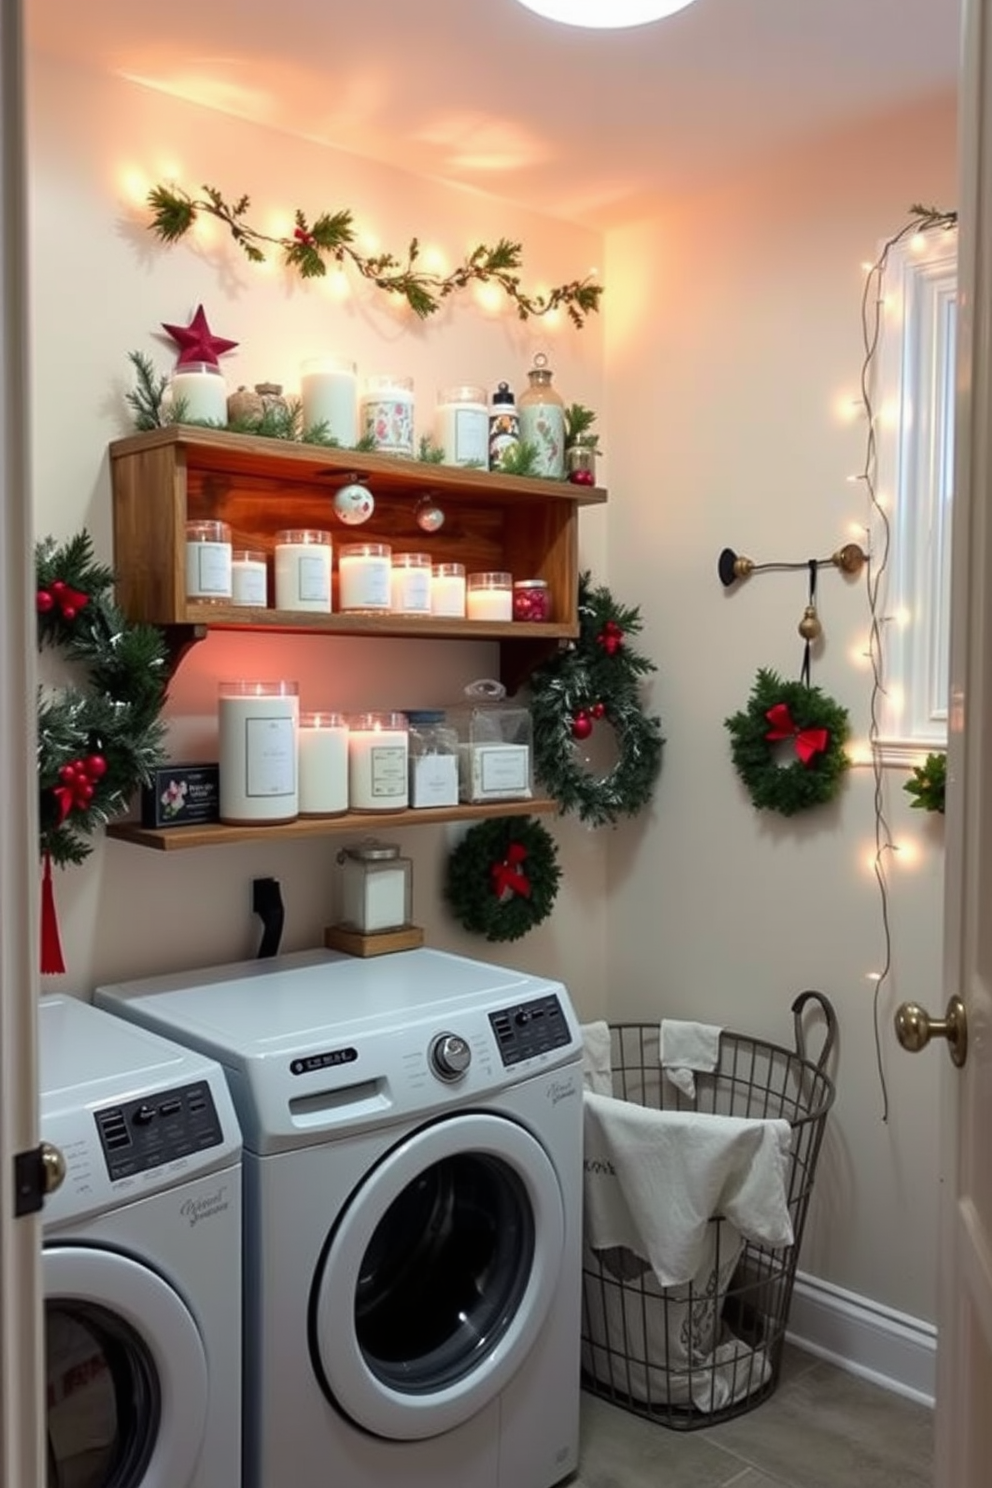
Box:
[573,1347,934,1488]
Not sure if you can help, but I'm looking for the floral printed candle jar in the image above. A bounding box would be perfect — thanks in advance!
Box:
[359,375,415,456]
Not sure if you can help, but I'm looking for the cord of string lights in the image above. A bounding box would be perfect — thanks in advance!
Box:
[858,204,956,1122]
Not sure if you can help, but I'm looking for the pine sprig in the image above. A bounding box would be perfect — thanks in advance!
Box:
[124,350,169,430]
[147,182,604,325]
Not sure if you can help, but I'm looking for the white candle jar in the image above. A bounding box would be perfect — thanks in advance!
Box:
[435,385,489,467]
[359,375,414,456]
[274,529,332,613]
[300,357,358,446]
[338,543,392,613]
[348,712,409,811]
[185,520,232,604]
[466,571,513,622]
[431,562,467,618]
[170,361,228,425]
[298,712,349,817]
[231,549,268,608]
[218,680,299,825]
[336,841,412,933]
[389,552,432,615]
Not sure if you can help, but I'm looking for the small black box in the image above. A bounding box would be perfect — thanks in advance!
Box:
[142,763,221,829]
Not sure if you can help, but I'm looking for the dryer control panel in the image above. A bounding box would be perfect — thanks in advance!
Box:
[489,994,571,1067]
[94,1082,224,1181]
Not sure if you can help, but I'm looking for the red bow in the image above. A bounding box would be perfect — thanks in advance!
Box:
[37,579,89,621]
[52,755,106,824]
[765,702,829,766]
[491,843,531,901]
[294,226,317,248]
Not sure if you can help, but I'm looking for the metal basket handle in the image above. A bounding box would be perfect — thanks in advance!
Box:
[791,990,837,1072]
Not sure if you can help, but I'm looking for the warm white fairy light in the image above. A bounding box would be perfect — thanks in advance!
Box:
[474,280,505,315]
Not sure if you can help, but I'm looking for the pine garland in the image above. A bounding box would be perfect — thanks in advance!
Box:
[528,573,664,828]
[725,668,851,816]
[444,816,561,942]
[37,532,169,867]
[147,182,604,327]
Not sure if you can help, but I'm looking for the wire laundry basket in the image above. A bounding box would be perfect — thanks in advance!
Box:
[580,990,837,1430]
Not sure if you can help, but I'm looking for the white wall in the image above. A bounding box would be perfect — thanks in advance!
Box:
[603,93,957,1323]
[25,53,609,1017]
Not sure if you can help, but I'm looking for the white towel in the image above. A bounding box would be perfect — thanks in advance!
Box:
[583,1091,793,1289]
[580,1021,614,1096]
[660,1018,722,1099]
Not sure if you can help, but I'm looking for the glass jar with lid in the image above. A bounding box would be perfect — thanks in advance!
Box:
[518,353,565,479]
[406,709,459,807]
[335,840,413,934]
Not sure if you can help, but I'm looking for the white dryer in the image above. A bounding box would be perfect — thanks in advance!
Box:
[95,947,584,1488]
[39,994,242,1488]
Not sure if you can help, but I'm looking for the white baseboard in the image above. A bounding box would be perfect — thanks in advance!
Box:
[786,1270,936,1407]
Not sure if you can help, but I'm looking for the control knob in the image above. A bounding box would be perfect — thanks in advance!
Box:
[429,1032,472,1082]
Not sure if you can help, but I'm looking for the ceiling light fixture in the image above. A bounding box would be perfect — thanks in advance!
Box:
[513,0,699,28]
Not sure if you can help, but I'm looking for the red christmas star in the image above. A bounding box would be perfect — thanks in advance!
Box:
[161,304,239,368]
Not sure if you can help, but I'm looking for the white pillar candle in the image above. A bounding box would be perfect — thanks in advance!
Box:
[431,562,466,617]
[338,543,392,612]
[466,571,513,621]
[348,712,409,811]
[359,375,415,456]
[170,362,228,424]
[274,529,332,612]
[218,681,299,824]
[300,358,358,445]
[185,520,232,603]
[298,712,349,817]
[435,385,489,467]
[389,552,432,614]
[231,549,268,608]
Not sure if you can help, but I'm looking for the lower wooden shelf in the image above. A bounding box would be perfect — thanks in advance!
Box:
[105,797,557,851]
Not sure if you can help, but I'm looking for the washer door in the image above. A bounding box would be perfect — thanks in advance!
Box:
[310,1112,565,1441]
[44,1246,208,1488]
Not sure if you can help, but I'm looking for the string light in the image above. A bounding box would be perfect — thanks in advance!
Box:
[857,202,957,1122]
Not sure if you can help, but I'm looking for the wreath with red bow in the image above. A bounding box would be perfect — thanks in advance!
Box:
[37,531,169,972]
[725,668,851,816]
[444,816,561,942]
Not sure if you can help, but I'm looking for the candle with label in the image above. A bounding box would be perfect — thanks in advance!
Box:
[389,552,432,614]
[298,712,349,817]
[348,712,409,811]
[231,550,268,608]
[274,530,332,613]
[359,375,415,456]
[435,385,489,467]
[300,357,358,445]
[185,520,232,604]
[338,543,392,612]
[218,681,299,824]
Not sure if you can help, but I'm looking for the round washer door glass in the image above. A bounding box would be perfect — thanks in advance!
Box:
[310,1112,564,1440]
[44,1246,208,1488]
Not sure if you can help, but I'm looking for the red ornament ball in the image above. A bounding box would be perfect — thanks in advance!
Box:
[568,469,596,487]
[591,701,606,719]
[572,711,593,741]
[85,755,107,779]
[36,590,54,613]
[59,762,79,784]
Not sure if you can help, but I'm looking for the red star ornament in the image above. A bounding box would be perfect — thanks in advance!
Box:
[161,304,239,368]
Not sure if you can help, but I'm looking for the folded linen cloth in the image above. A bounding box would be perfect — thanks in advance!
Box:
[583,1091,793,1289]
[660,1018,722,1099]
[580,1020,614,1096]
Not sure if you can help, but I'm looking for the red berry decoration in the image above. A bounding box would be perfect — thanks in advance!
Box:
[568,469,595,487]
[572,710,593,740]
[85,754,108,780]
[37,590,54,613]
[591,701,605,719]
[59,763,78,783]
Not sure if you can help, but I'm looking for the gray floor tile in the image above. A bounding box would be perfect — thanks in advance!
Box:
[576,1392,750,1488]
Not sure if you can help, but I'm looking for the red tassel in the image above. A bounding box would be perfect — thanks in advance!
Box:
[40,853,65,975]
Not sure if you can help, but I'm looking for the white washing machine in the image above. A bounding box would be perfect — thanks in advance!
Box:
[95,947,584,1488]
[39,993,242,1488]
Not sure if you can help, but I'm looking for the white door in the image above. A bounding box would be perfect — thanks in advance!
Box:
[930,0,992,1481]
[0,2,46,1486]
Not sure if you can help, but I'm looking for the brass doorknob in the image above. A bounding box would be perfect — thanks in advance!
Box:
[894,995,968,1068]
[40,1141,66,1195]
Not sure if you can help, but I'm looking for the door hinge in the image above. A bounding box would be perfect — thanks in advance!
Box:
[13,1145,46,1217]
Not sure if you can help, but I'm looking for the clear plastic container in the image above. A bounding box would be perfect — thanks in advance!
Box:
[446,683,533,803]
[406,709,459,808]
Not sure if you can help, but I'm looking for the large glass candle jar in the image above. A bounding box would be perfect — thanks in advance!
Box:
[359,375,414,456]
[338,542,392,612]
[389,552,432,615]
[435,385,489,467]
[170,361,228,425]
[274,529,332,613]
[185,520,232,604]
[347,712,409,811]
[298,712,349,817]
[300,357,358,446]
[218,680,299,825]
[431,562,466,617]
[466,571,513,621]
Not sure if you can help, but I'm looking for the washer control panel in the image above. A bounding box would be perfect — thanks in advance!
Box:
[489,994,570,1067]
[94,1082,223,1181]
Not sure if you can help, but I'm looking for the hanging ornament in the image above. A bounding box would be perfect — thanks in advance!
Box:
[415,495,446,533]
[572,710,593,740]
[161,303,239,367]
[798,604,822,641]
[596,619,624,656]
[332,481,375,526]
[591,701,606,719]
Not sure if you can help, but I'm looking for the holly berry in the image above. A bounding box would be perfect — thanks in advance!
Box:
[572,711,593,740]
[85,754,108,780]
[37,590,54,613]
[568,469,595,487]
[591,701,605,719]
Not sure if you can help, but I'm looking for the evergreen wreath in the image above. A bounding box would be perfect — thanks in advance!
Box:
[528,573,664,828]
[444,816,561,943]
[37,532,169,970]
[725,668,851,817]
